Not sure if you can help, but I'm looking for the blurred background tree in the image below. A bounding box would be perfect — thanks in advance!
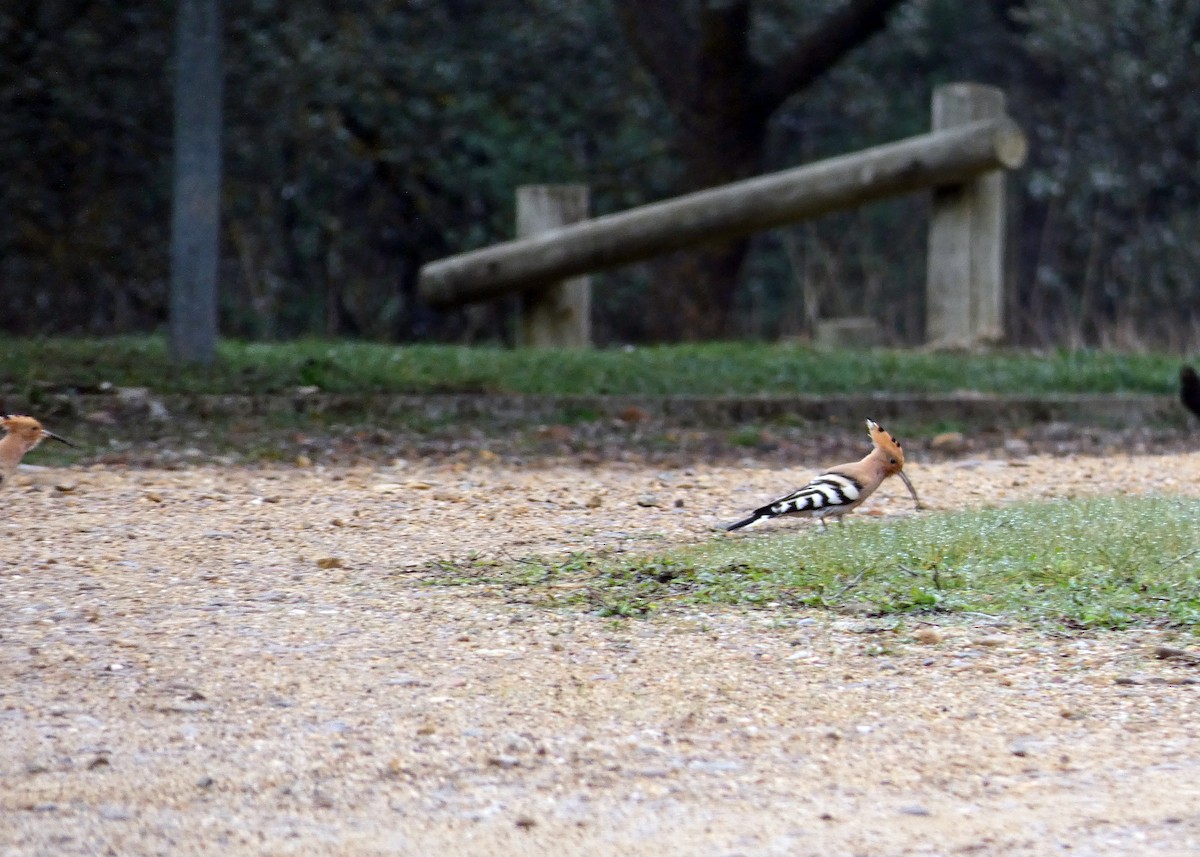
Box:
[2,0,1199,350]
[610,0,906,340]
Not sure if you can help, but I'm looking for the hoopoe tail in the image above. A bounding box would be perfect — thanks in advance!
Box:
[723,512,766,532]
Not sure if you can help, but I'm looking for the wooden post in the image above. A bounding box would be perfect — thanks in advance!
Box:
[169,0,223,364]
[926,83,1009,347]
[515,185,591,348]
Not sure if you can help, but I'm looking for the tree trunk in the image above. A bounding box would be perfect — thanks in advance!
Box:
[638,1,764,340]
[647,80,763,339]
[612,0,909,340]
[644,243,749,340]
[169,0,223,364]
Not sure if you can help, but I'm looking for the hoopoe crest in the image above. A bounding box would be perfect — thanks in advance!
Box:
[0,415,74,490]
[724,418,921,532]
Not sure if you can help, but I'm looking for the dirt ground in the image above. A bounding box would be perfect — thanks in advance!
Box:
[4,445,1200,856]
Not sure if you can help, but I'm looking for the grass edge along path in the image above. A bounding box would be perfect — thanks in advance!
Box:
[1,336,1186,397]
[428,496,1200,631]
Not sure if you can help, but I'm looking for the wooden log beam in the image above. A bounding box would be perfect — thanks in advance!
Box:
[419,116,1027,308]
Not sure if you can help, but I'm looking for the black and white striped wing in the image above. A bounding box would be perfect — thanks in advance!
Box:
[723,471,865,531]
[765,472,862,517]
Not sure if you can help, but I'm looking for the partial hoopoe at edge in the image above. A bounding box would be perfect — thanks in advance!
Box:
[0,415,74,491]
[723,418,921,532]
[1181,365,1200,420]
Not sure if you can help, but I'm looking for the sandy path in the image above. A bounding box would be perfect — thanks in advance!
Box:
[3,452,1200,856]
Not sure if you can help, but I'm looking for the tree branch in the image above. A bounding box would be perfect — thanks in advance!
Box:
[755,0,909,117]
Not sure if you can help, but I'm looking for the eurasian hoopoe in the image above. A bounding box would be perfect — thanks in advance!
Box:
[0,415,73,490]
[724,418,920,532]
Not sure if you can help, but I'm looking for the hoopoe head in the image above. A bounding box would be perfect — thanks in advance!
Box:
[1,415,74,454]
[866,418,905,474]
[865,418,921,510]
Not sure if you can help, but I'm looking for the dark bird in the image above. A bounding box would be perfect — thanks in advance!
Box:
[1181,365,1200,419]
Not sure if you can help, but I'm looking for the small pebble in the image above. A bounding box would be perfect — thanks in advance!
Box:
[913,628,944,645]
[1008,738,1036,757]
[972,635,1008,648]
[930,432,966,453]
[1003,438,1031,457]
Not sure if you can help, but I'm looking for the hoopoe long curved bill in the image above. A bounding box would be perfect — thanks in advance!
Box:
[724,418,920,531]
[0,414,74,491]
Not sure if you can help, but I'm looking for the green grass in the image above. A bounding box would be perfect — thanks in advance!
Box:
[0,336,1184,397]
[436,497,1200,630]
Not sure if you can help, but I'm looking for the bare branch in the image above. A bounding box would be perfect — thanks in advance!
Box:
[755,0,909,117]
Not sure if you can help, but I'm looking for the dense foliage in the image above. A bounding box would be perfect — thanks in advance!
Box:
[3,0,1199,348]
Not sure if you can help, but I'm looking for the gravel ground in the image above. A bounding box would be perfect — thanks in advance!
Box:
[4,445,1200,856]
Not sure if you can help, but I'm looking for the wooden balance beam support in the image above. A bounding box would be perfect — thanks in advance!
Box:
[926,83,1013,348]
[419,90,1026,347]
[514,185,591,348]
